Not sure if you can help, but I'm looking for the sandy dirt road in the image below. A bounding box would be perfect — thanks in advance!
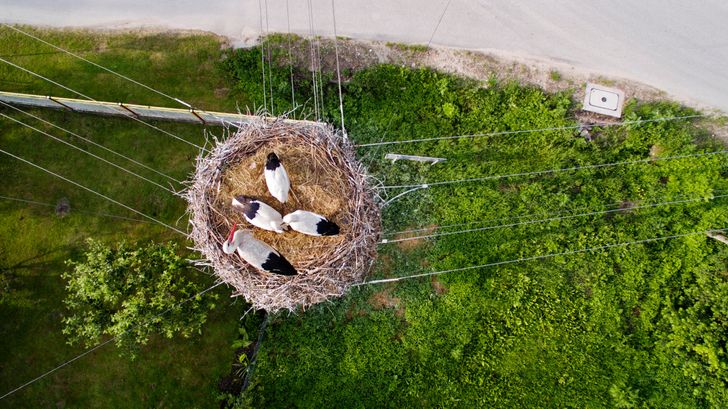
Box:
[2,0,727,111]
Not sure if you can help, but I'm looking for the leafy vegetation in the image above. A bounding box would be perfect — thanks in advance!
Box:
[2,27,728,408]
[221,44,728,408]
[62,240,218,358]
[0,27,240,408]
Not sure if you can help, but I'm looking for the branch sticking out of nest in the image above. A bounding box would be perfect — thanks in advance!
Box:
[185,119,381,312]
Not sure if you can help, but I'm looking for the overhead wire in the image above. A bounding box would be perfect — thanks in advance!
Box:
[0,156,220,400]
[0,56,206,152]
[427,0,453,48]
[306,0,320,121]
[0,112,178,195]
[316,40,325,121]
[315,34,325,121]
[357,228,728,286]
[257,0,268,113]
[309,0,325,120]
[0,147,187,235]
[383,190,714,236]
[1,16,723,397]
[355,114,707,147]
[1,23,243,130]
[264,0,275,114]
[0,101,182,184]
[2,24,188,109]
[0,56,93,99]
[286,0,296,109]
[0,281,224,400]
[0,194,155,224]
[380,193,728,244]
[381,149,728,190]
[382,185,430,207]
[0,20,333,401]
[331,0,346,137]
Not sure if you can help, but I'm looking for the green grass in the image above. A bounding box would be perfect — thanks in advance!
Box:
[3,27,728,409]
[0,27,243,408]
[0,25,240,110]
[220,48,728,407]
[385,42,430,53]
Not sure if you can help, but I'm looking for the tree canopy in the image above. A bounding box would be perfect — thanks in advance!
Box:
[62,239,218,358]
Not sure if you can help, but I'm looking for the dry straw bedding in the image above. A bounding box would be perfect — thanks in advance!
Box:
[186,120,380,312]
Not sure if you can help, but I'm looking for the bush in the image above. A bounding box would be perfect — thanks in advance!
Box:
[222,45,728,408]
[61,239,218,358]
[656,262,728,406]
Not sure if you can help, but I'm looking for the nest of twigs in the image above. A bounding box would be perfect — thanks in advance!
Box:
[186,120,381,312]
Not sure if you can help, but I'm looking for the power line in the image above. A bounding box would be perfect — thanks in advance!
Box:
[382,185,430,207]
[0,147,187,235]
[1,23,243,130]
[331,0,346,138]
[0,194,155,224]
[0,194,66,208]
[0,281,224,401]
[355,114,706,147]
[0,112,178,195]
[383,190,718,236]
[315,32,325,122]
[286,0,296,109]
[257,0,268,113]
[0,101,181,184]
[357,228,727,286]
[381,149,728,190]
[0,56,206,152]
[1,24,187,109]
[307,0,325,121]
[380,193,728,244]
[427,0,453,48]
[0,56,93,99]
[264,0,275,114]
[307,0,320,121]
[315,35,325,121]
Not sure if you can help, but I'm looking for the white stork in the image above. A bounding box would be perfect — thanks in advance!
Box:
[222,224,297,276]
[282,210,340,236]
[265,152,290,204]
[231,195,284,233]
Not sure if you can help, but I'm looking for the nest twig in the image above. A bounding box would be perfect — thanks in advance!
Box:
[185,119,381,312]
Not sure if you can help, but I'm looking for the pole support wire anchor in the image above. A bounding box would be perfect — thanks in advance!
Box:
[382,184,429,208]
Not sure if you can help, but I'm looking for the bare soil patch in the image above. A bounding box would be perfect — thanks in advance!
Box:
[368,287,405,318]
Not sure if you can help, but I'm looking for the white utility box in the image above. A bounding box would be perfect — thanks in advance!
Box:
[582,83,625,118]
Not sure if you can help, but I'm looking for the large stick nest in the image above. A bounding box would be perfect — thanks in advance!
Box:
[186,120,381,312]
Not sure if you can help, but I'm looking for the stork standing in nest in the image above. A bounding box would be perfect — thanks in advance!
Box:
[265,152,290,204]
[232,195,285,233]
[222,223,297,276]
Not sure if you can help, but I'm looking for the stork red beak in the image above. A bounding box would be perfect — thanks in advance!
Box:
[226,223,237,242]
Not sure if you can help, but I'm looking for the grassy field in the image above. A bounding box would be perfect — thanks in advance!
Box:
[224,38,728,407]
[0,26,243,110]
[0,27,243,408]
[2,27,728,408]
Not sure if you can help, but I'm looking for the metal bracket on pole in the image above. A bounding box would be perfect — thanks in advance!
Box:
[707,231,728,245]
[190,109,206,125]
[385,153,447,165]
[117,102,139,118]
[46,96,74,111]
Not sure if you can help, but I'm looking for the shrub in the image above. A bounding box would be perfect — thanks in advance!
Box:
[61,239,218,358]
